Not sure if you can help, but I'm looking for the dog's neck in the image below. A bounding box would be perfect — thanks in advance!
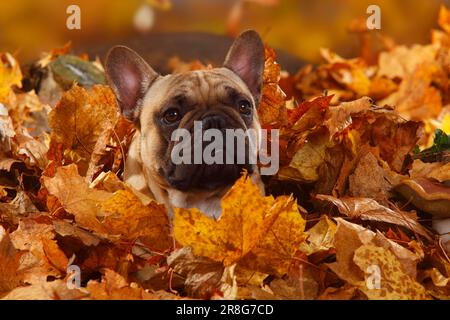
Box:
[123,130,264,219]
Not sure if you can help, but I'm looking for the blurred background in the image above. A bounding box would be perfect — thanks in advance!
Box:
[0,0,449,65]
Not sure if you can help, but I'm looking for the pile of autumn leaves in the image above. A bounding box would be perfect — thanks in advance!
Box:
[1,8,450,300]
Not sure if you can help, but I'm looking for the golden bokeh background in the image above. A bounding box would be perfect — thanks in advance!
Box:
[0,0,448,63]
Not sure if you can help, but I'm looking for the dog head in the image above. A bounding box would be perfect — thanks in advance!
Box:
[105,30,265,192]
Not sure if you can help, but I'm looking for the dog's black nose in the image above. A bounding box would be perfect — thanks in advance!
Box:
[200,113,229,131]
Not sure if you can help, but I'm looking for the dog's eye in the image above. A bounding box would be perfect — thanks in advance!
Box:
[162,108,181,124]
[238,100,252,116]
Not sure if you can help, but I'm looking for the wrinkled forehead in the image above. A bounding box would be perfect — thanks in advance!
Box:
[143,68,254,109]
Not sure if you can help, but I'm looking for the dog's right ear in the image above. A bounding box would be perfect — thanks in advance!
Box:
[105,46,158,121]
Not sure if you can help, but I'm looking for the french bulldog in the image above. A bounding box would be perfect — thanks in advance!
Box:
[105,30,265,218]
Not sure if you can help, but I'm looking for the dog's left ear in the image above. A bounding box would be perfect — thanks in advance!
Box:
[224,30,265,105]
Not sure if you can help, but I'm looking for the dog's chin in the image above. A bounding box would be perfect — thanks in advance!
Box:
[166,163,253,192]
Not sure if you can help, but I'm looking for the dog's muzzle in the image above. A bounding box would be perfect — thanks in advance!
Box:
[165,110,255,191]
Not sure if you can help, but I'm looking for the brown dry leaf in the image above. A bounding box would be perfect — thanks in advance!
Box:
[320,48,371,96]
[1,279,87,300]
[0,104,15,155]
[10,219,68,283]
[299,215,336,255]
[0,226,24,296]
[47,85,119,176]
[348,152,394,201]
[13,127,48,170]
[290,95,332,132]
[43,164,171,250]
[379,63,442,120]
[267,269,319,300]
[377,45,437,80]
[368,76,398,100]
[278,131,332,183]
[324,97,372,137]
[370,117,423,172]
[86,269,160,300]
[316,195,432,240]
[318,285,359,300]
[423,268,450,287]
[0,53,22,104]
[42,164,112,234]
[52,219,101,247]
[354,244,430,299]
[0,191,40,225]
[410,160,450,183]
[258,47,287,126]
[174,173,300,267]
[167,247,237,299]
[328,219,421,285]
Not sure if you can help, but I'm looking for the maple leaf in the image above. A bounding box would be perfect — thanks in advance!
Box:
[43,164,172,250]
[174,173,305,271]
[47,85,119,177]
[239,197,307,275]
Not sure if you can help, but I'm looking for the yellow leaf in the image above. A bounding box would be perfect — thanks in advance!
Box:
[101,189,171,251]
[174,174,292,266]
[0,53,22,104]
[442,113,450,134]
[438,5,450,33]
[240,197,307,275]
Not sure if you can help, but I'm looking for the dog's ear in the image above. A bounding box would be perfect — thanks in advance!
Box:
[105,46,158,121]
[223,30,265,105]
